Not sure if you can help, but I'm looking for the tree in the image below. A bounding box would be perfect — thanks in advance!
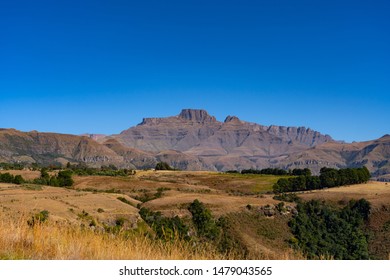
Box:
[188,199,220,240]
[57,170,74,187]
[13,175,24,185]
[0,172,14,183]
[155,162,173,170]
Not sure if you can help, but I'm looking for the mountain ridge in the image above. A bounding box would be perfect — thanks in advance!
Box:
[0,109,389,180]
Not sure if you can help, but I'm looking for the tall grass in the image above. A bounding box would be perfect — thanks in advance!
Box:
[0,213,231,260]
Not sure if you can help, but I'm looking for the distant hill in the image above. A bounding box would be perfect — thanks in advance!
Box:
[0,129,122,167]
[277,135,390,180]
[0,109,389,180]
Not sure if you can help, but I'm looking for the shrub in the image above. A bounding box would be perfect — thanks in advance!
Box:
[188,199,220,240]
[155,162,174,171]
[28,210,49,226]
[139,207,189,241]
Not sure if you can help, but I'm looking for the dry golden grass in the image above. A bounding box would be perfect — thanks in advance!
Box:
[0,170,41,180]
[3,170,389,260]
[0,212,234,260]
[224,212,304,260]
[143,192,278,217]
[71,171,283,217]
[136,171,280,194]
[299,181,390,208]
[0,183,140,226]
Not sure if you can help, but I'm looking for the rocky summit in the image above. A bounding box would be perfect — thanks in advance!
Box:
[0,109,389,180]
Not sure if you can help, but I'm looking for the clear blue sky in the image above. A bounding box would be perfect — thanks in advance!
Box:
[1,0,389,142]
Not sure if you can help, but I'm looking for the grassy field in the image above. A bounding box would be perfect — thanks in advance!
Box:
[298,181,390,208]
[1,170,390,259]
[0,212,232,260]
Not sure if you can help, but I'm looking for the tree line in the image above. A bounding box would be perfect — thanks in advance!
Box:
[0,169,74,187]
[0,172,25,184]
[229,168,312,176]
[65,163,135,177]
[32,169,74,187]
[273,167,370,193]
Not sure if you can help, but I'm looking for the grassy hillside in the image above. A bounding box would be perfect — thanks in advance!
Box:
[0,213,231,260]
[1,170,389,259]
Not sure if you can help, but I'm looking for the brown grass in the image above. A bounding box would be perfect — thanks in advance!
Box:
[3,171,389,259]
[143,192,278,217]
[224,212,304,260]
[0,170,41,180]
[136,171,280,194]
[299,181,390,208]
[0,213,232,260]
[0,183,140,226]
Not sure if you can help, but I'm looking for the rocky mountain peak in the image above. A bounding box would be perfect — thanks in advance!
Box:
[139,118,161,126]
[178,109,216,123]
[224,115,241,123]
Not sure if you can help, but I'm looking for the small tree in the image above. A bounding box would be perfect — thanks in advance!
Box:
[28,210,49,226]
[188,199,220,240]
[155,162,173,170]
[13,175,24,185]
[57,170,74,187]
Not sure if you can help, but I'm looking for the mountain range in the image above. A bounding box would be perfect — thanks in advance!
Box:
[1,109,389,180]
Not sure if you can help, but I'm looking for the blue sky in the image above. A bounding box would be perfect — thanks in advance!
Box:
[1,0,389,142]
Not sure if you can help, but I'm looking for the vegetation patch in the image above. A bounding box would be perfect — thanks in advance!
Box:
[155,162,175,171]
[66,163,135,177]
[77,210,97,227]
[139,207,189,240]
[0,172,25,185]
[117,197,136,207]
[132,187,170,203]
[289,199,371,259]
[33,169,74,188]
[23,184,43,191]
[27,210,49,227]
[273,167,370,193]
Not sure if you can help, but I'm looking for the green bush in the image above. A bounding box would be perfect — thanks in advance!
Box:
[155,162,174,170]
[188,199,220,240]
[27,210,49,226]
[139,207,189,241]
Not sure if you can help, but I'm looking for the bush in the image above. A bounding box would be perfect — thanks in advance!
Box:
[188,199,220,240]
[32,169,74,187]
[139,208,189,241]
[28,210,49,226]
[57,170,74,187]
[155,162,174,170]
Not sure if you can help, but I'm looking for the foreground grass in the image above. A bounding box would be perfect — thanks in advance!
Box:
[0,214,231,260]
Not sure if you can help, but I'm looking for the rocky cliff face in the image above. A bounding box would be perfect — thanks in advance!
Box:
[116,109,222,152]
[178,109,217,123]
[116,109,332,154]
